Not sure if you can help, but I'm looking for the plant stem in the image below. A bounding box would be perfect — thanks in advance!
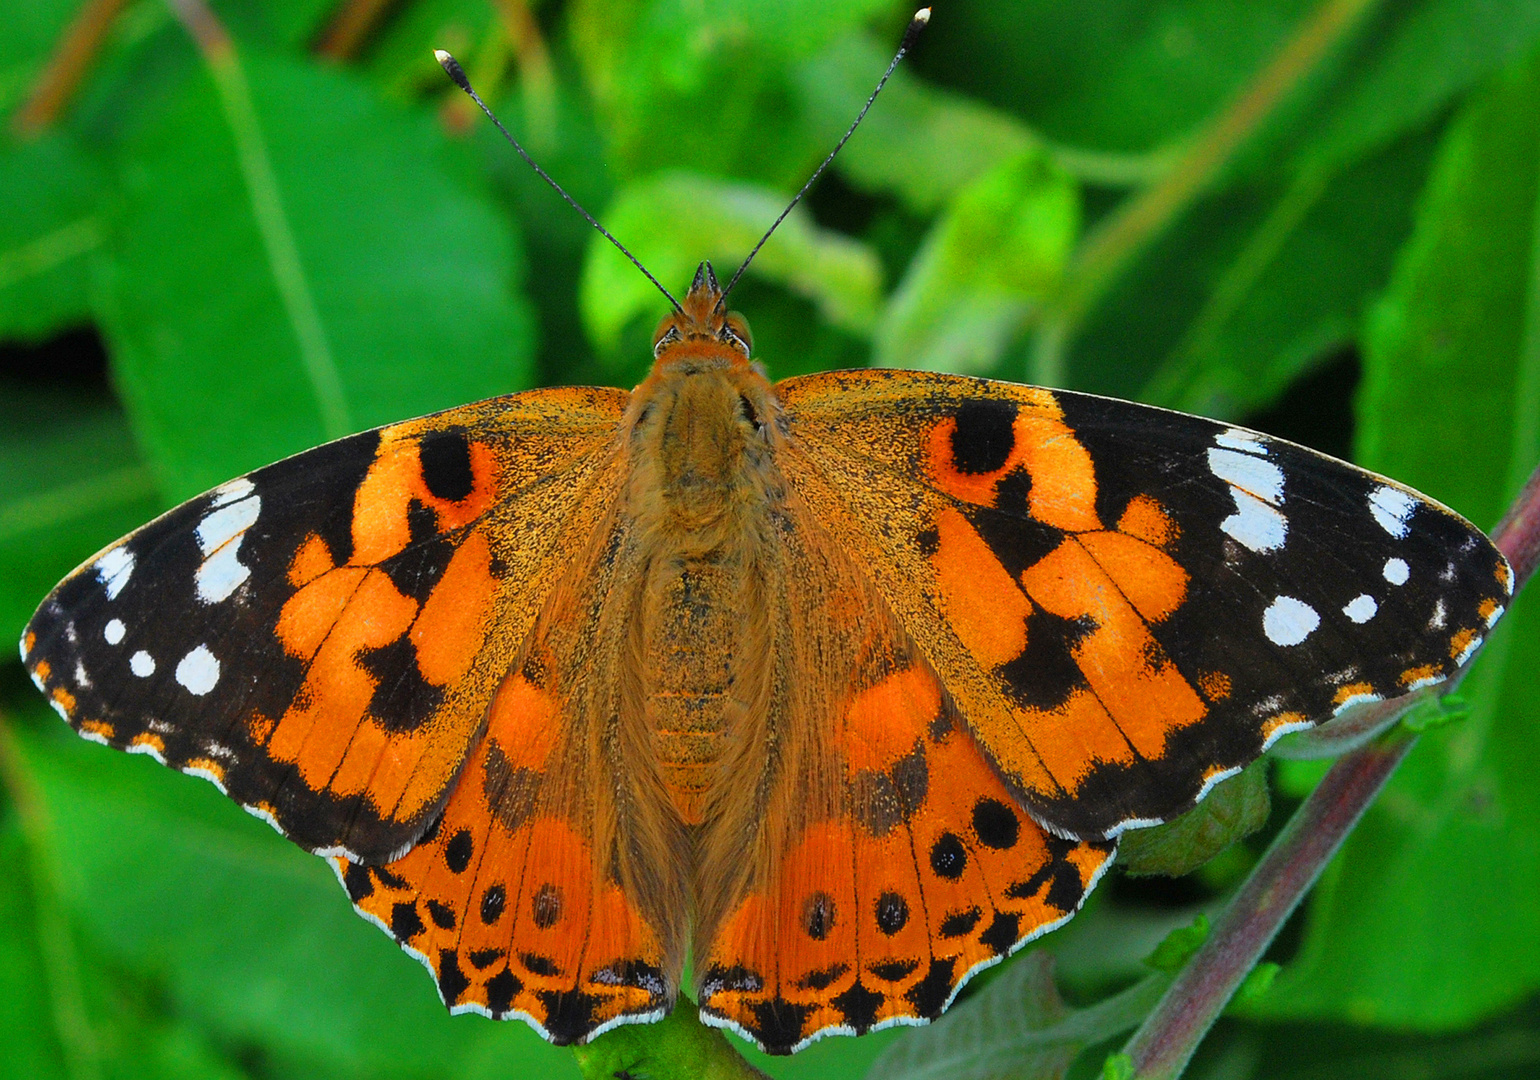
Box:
[1121,458,1540,1079]
[11,0,130,136]
[315,0,395,61]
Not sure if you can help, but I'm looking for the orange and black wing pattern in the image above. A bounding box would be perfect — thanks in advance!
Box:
[329,647,677,1043]
[688,478,1113,1054]
[21,387,629,862]
[777,370,1511,840]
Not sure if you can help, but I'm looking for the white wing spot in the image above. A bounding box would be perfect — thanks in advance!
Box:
[1263,596,1320,646]
[130,651,155,677]
[196,543,252,603]
[175,645,220,695]
[104,619,126,645]
[74,661,91,688]
[95,546,135,600]
[194,495,260,605]
[1429,598,1447,630]
[195,496,261,555]
[1221,490,1287,552]
[1342,594,1377,623]
[1208,448,1284,504]
[1215,428,1268,455]
[1368,485,1417,538]
[210,477,256,507]
[1383,557,1410,585]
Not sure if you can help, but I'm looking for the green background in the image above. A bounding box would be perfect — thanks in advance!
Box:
[1,1,1537,1077]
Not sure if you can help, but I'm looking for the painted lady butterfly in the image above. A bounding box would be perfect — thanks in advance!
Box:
[16,10,1514,1058]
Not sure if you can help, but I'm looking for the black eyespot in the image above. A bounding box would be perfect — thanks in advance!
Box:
[802,891,836,940]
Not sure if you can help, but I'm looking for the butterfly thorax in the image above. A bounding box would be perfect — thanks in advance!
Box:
[622,267,784,823]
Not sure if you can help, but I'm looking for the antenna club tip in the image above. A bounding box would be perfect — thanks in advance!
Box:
[434,49,471,92]
[914,7,931,24]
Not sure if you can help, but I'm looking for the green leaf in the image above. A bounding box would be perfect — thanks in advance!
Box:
[0,381,160,646]
[1249,45,1540,1029]
[581,171,881,355]
[1231,962,1280,1008]
[875,150,1077,374]
[13,708,579,1080]
[573,995,769,1080]
[567,0,892,185]
[1118,762,1271,880]
[98,47,535,500]
[916,0,1321,154]
[1299,0,1540,174]
[795,33,1039,214]
[1143,915,1212,976]
[0,134,104,341]
[1101,1052,1135,1080]
[1401,693,1471,734]
[864,953,1165,1080]
[1137,127,1438,416]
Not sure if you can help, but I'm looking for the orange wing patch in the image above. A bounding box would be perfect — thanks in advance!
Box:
[331,663,673,1044]
[697,662,1113,1054]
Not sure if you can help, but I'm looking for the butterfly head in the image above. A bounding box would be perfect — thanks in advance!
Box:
[652,262,753,364]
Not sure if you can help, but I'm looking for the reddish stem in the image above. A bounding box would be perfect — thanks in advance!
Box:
[1122,458,1540,1079]
[11,0,129,136]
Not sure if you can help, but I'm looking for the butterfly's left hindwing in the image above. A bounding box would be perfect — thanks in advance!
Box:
[21,387,630,861]
[778,370,1511,840]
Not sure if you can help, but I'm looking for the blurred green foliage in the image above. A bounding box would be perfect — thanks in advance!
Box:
[0,1,1537,1078]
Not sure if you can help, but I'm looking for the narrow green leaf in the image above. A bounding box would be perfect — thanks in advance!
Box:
[1250,46,1540,1029]
[875,150,1077,374]
[1118,762,1271,880]
[99,49,535,500]
[581,171,881,355]
[866,952,1166,1080]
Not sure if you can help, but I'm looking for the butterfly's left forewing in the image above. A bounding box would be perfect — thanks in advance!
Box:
[22,386,631,861]
[777,370,1511,840]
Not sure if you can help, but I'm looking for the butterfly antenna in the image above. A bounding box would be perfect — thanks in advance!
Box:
[716,7,930,310]
[435,50,683,315]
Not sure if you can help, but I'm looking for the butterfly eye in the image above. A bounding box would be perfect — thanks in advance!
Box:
[720,314,752,357]
[653,325,682,358]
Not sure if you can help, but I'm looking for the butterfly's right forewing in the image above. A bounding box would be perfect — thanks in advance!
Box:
[777,369,1510,841]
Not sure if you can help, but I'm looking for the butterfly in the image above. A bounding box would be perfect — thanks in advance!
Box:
[20,258,1512,1053]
